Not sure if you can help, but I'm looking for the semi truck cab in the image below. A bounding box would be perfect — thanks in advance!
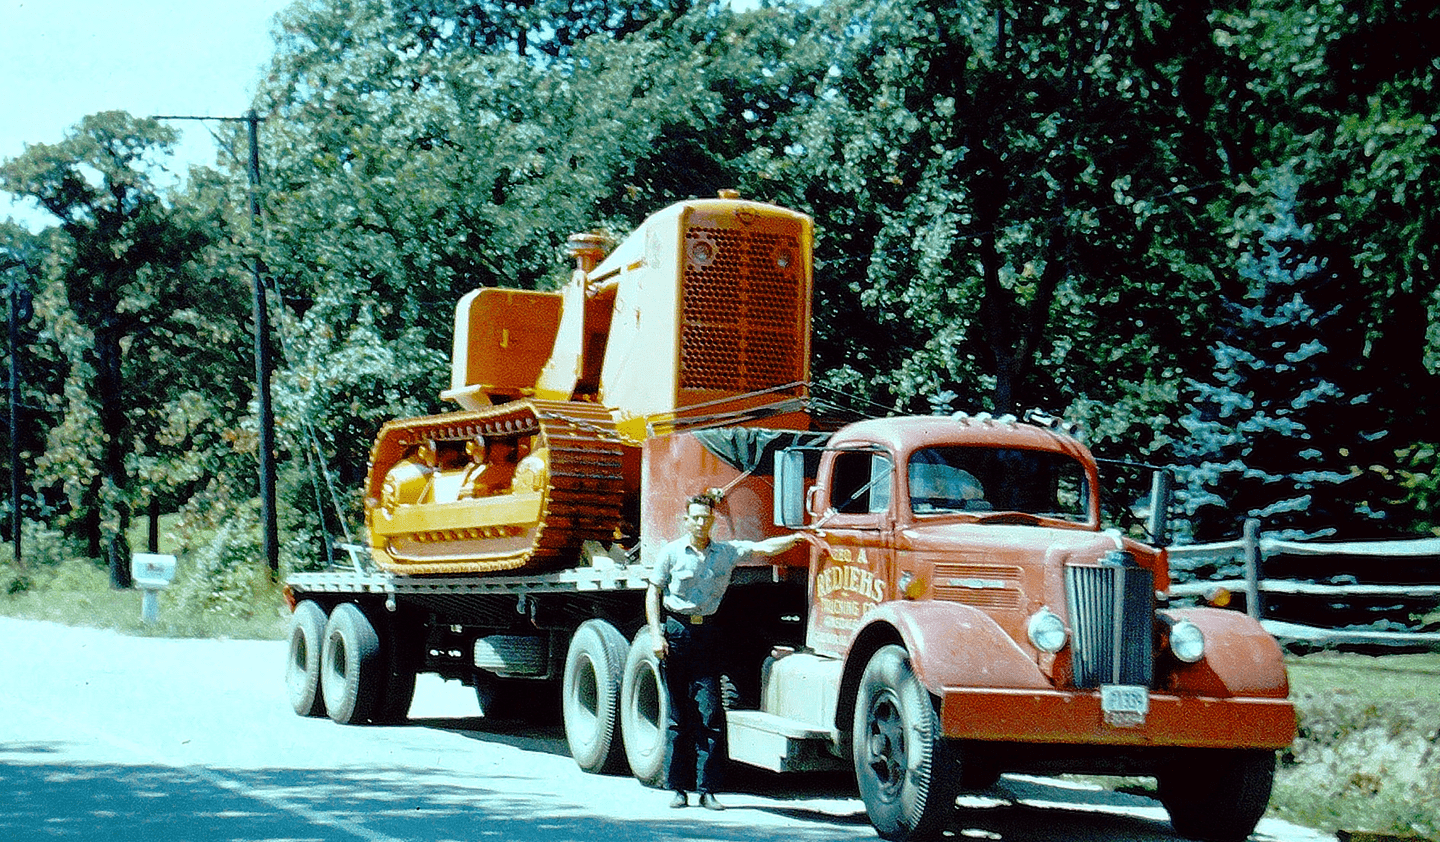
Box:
[743,410,1295,842]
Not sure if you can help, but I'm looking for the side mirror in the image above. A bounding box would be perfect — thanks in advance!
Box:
[1148,469,1174,548]
[773,448,808,528]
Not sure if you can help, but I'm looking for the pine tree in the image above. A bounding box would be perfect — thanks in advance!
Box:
[1177,173,1379,542]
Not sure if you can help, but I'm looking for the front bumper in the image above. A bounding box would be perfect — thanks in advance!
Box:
[939,687,1295,749]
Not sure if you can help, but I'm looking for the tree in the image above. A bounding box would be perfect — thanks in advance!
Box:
[1176,172,1379,541]
[0,112,233,585]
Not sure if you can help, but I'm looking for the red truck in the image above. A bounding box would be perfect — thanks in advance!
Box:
[283,193,1295,842]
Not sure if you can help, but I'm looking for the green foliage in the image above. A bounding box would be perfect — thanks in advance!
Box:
[5,0,1440,583]
[1,112,250,580]
[167,497,276,620]
[1392,442,1440,535]
[1177,172,1377,540]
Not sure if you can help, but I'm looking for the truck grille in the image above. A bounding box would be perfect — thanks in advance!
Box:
[1065,563,1154,688]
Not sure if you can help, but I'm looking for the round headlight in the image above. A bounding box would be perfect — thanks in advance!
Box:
[1027,608,1068,654]
[1169,620,1206,663]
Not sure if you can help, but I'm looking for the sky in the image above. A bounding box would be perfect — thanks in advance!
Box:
[1,0,293,231]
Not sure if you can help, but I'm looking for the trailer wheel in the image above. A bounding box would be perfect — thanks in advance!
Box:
[285,600,328,717]
[1158,749,1276,842]
[562,619,628,773]
[620,627,669,787]
[320,603,383,725]
[852,644,958,841]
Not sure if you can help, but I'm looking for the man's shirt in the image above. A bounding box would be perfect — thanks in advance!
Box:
[649,537,761,617]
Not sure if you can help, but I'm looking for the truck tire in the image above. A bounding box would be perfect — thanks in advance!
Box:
[562,619,628,773]
[852,644,959,841]
[1158,749,1276,842]
[285,600,328,717]
[320,602,384,725]
[620,627,669,787]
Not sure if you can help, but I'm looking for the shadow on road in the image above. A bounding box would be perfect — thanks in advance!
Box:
[409,714,572,758]
[0,743,1281,842]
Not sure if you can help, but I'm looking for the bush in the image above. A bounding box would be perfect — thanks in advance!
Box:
[168,498,278,620]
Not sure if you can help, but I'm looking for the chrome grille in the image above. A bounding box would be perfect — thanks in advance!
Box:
[1065,564,1154,688]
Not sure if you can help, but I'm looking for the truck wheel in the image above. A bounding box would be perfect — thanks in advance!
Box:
[320,603,383,725]
[1158,749,1276,842]
[852,644,959,841]
[620,627,669,787]
[562,619,628,773]
[285,600,328,717]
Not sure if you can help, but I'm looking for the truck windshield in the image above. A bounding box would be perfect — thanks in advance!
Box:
[908,446,1088,521]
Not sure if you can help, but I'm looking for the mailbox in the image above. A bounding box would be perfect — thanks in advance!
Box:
[131,553,178,590]
[131,553,178,624]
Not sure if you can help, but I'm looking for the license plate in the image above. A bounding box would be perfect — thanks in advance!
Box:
[1101,684,1149,727]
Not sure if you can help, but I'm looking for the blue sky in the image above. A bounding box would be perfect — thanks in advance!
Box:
[1,0,291,231]
[2,0,762,232]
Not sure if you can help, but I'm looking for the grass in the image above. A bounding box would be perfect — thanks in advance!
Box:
[1274,650,1440,841]
[0,518,291,640]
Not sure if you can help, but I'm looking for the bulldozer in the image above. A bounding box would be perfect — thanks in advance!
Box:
[363,192,814,574]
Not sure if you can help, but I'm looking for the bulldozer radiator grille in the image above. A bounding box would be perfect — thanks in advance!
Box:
[680,226,806,393]
[1065,564,1154,688]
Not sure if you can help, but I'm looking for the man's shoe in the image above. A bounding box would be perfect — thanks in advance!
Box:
[669,791,688,809]
[698,793,726,811]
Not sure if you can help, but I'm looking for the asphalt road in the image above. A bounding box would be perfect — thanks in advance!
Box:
[0,616,1335,842]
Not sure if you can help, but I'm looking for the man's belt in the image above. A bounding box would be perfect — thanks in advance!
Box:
[667,611,707,625]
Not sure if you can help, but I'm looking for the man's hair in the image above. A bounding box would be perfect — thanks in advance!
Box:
[687,489,723,510]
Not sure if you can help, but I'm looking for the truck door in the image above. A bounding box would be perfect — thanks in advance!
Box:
[806,447,895,657]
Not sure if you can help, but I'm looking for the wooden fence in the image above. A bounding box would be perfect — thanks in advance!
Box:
[1168,518,1440,648]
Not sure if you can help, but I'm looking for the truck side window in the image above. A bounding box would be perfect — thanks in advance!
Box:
[832,450,893,514]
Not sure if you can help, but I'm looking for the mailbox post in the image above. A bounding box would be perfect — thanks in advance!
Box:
[131,553,178,624]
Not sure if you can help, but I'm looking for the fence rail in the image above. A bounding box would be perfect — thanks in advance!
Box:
[1167,519,1440,648]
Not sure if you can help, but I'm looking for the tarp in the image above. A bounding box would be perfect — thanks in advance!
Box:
[692,428,830,476]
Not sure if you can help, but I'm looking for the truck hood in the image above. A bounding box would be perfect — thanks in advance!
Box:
[897,522,1162,576]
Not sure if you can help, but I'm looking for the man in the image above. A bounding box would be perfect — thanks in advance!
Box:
[645,490,807,810]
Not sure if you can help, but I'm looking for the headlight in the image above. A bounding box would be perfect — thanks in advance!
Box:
[1027,608,1068,653]
[1169,620,1206,663]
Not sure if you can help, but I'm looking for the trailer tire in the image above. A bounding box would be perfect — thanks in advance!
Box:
[562,619,628,774]
[285,600,328,717]
[320,603,383,725]
[1158,749,1276,842]
[852,644,959,841]
[620,627,669,787]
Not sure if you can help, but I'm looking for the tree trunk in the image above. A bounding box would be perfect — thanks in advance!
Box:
[94,330,132,589]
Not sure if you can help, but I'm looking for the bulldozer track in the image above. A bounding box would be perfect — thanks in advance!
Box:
[366,400,627,575]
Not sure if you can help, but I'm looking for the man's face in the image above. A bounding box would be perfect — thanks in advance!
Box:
[684,503,715,543]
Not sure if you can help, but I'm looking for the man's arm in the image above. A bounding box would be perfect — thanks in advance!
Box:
[747,532,809,557]
[645,582,668,659]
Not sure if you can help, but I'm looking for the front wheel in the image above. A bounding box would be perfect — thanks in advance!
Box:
[1158,749,1276,842]
[852,644,959,841]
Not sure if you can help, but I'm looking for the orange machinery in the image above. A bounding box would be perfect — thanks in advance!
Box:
[364,192,813,574]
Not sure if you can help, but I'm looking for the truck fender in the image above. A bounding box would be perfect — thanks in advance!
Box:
[835,601,1050,735]
[1163,607,1290,699]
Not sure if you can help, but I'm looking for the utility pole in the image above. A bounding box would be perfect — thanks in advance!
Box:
[1,257,28,573]
[153,112,279,576]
